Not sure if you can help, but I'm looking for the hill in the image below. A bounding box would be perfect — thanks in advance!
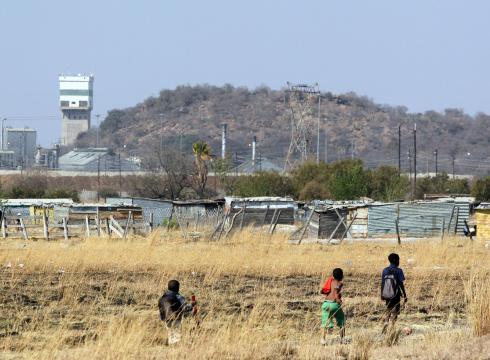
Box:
[75,84,490,175]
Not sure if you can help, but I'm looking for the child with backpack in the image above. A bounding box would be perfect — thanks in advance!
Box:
[158,280,196,345]
[381,253,407,333]
[320,268,345,344]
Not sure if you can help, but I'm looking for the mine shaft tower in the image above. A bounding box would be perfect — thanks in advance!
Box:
[59,74,94,146]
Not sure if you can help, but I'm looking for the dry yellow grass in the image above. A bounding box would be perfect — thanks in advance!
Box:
[1,229,489,359]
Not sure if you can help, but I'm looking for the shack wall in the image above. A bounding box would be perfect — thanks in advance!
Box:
[475,209,490,240]
[368,202,459,237]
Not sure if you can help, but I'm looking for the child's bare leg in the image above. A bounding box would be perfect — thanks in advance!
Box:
[321,327,333,344]
[381,311,391,334]
[339,326,345,342]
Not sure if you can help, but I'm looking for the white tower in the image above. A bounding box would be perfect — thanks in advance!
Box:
[59,74,94,145]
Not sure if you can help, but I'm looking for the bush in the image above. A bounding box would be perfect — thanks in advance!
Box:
[298,180,330,201]
[162,218,179,229]
[368,166,410,201]
[328,159,369,200]
[416,173,469,199]
[233,172,295,197]
[471,177,490,201]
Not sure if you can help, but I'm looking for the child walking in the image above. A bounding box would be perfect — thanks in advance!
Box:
[381,253,407,333]
[320,268,345,344]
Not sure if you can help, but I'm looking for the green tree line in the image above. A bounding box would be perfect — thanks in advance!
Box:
[228,160,475,201]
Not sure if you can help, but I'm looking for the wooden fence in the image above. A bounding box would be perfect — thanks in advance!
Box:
[0,208,149,241]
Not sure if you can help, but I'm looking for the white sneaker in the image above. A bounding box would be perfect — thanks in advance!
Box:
[320,338,327,345]
[168,333,181,345]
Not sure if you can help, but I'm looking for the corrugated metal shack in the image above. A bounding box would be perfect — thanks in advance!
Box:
[367,199,472,238]
[172,200,224,228]
[1,199,73,219]
[308,207,347,240]
[307,202,369,240]
[427,197,474,234]
[106,197,173,225]
[69,204,144,222]
[106,197,224,227]
[225,197,297,227]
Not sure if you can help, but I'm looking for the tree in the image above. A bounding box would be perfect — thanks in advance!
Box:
[471,177,490,201]
[192,141,212,197]
[291,161,330,200]
[369,166,409,201]
[212,157,235,195]
[328,159,369,200]
[130,141,194,199]
[159,149,194,199]
[298,180,330,200]
[233,172,295,197]
[415,173,469,199]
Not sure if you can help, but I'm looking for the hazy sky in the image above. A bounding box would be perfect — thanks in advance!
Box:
[1,0,490,146]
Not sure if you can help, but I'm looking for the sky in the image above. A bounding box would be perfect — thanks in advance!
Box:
[1,0,490,146]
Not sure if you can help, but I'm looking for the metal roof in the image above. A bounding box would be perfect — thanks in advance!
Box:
[5,128,36,132]
[475,203,490,210]
[0,199,74,206]
[59,148,111,166]
[234,158,282,174]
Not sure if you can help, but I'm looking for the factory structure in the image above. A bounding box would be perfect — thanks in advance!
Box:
[0,127,37,168]
[0,73,140,172]
[59,74,94,146]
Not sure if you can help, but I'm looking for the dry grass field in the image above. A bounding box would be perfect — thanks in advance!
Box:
[1,230,489,359]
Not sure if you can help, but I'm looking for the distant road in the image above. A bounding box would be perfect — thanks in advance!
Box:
[0,169,475,179]
[0,169,149,177]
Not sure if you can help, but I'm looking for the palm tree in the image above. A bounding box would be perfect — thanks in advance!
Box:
[192,141,212,197]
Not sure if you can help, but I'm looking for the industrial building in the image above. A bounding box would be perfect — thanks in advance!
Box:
[58,148,140,172]
[59,74,94,145]
[2,127,37,168]
[0,150,15,168]
[34,145,60,169]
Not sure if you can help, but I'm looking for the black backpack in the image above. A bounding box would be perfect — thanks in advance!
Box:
[158,291,181,321]
[381,269,399,300]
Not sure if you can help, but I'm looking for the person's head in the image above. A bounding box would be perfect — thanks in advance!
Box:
[332,268,344,281]
[388,253,400,267]
[168,279,180,293]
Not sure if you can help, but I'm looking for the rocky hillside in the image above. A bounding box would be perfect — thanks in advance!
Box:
[75,85,490,174]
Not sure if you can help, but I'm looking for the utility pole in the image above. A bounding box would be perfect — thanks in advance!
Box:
[316,95,321,164]
[234,152,238,176]
[324,126,328,163]
[413,123,417,200]
[1,118,5,150]
[452,156,455,179]
[434,149,438,176]
[398,124,402,177]
[97,155,101,202]
[118,153,122,197]
[408,148,412,181]
[95,114,101,147]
